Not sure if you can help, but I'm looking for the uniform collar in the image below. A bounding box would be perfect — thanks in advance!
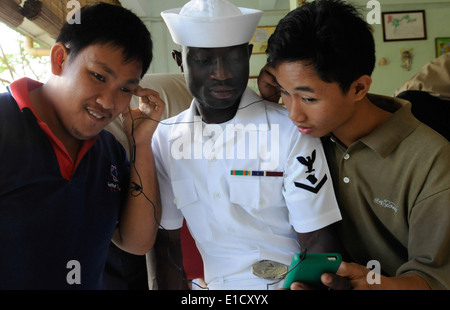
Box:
[169,87,270,142]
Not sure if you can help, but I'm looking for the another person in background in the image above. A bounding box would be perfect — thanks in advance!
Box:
[259,0,450,289]
[394,53,450,141]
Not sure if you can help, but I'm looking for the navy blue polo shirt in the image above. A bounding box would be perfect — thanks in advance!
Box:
[0,78,130,289]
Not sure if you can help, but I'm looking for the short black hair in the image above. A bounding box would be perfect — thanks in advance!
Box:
[57,2,152,78]
[267,0,375,93]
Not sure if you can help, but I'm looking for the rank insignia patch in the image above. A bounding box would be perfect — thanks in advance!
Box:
[294,149,328,194]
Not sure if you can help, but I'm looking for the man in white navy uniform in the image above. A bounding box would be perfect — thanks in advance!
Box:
[153,0,342,290]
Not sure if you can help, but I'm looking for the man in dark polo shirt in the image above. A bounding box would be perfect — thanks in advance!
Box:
[0,3,164,289]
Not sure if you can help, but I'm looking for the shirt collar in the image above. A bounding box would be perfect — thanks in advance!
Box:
[232,88,270,129]
[8,77,43,116]
[8,77,98,180]
[359,94,420,158]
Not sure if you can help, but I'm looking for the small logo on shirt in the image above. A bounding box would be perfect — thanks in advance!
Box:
[108,164,121,192]
[294,149,328,194]
[373,198,398,213]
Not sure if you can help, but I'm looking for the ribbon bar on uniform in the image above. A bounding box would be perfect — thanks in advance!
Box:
[230,170,284,177]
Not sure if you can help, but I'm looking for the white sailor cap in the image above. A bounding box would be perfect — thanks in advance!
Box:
[161,0,263,48]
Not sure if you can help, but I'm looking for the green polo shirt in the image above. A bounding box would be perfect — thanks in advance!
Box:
[323,94,450,290]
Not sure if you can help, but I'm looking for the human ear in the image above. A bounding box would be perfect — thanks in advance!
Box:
[171,50,183,73]
[352,75,372,101]
[50,43,69,76]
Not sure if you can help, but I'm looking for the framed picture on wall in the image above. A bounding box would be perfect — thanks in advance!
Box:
[382,10,427,42]
[435,37,450,57]
[249,26,276,54]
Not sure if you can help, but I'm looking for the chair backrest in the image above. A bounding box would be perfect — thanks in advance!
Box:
[105,73,193,157]
[396,90,450,141]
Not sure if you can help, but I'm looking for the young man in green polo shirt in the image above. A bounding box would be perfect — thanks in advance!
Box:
[259,0,450,290]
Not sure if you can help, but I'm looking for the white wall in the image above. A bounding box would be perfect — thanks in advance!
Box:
[367,1,450,95]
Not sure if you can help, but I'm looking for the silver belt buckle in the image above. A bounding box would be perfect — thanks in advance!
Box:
[252,260,288,280]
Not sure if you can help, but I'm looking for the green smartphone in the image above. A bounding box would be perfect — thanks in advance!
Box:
[282,253,342,289]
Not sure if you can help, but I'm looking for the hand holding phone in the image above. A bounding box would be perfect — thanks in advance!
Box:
[282,252,342,289]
